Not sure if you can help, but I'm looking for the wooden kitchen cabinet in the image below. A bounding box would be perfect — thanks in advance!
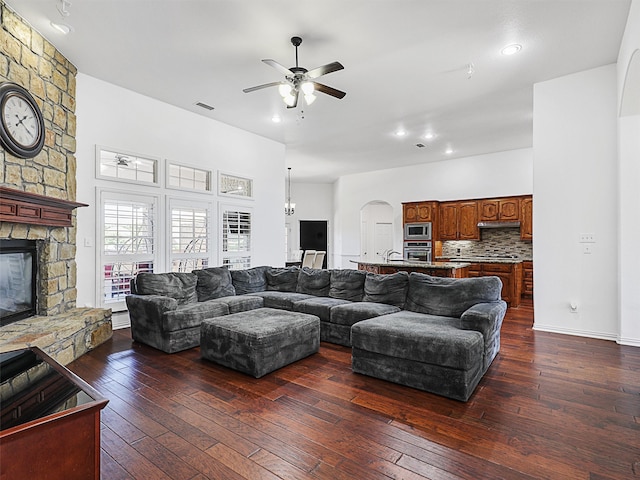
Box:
[403,201,437,223]
[522,260,533,299]
[482,262,522,307]
[479,197,520,221]
[520,196,533,240]
[438,201,479,241]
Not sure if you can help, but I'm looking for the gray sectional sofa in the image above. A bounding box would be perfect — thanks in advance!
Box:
[126,265,506,401]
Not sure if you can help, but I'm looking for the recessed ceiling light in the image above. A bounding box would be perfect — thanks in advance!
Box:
[395,129,407,137]
[424,132,435,140]
[501,44,522,56]
[445,148,454,155]
[50,21,72,34]
[271,115,282,123]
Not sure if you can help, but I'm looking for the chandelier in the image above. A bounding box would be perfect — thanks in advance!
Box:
[285,167,296,215]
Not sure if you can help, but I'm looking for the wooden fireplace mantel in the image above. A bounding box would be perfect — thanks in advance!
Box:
[0,186,88,227]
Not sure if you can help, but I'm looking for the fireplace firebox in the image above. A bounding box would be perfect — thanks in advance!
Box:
[0,240,38,327]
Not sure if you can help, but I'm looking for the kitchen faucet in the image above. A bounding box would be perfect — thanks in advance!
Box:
[384,250,402,262]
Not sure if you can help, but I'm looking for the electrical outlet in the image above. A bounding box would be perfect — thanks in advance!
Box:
[579,233,595,243]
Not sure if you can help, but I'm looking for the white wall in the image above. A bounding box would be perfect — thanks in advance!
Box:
[284,181,333,265]
[74,74,285,308]
[533,65,619,340]
[617,0,640,346]
[332,148,533,268]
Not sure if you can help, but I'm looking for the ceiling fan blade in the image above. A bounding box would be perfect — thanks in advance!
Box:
[262,59,293,76]
[286,90,299,109]
[307,61,344,79]
[312,82,346,99]
[243,81,283,93]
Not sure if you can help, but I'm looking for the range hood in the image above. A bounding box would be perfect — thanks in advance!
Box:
[477,221,521,228]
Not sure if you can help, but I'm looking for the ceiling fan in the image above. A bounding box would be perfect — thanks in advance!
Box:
[243,36,346,108]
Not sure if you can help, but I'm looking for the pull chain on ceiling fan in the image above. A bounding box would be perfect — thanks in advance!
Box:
[243,36,346,109]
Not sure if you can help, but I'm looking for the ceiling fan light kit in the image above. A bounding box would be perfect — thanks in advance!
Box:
[244,36,345,109]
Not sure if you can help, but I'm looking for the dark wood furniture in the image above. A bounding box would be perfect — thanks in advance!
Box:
[438,200,479,241]
[0,347,108,479]
[402,201,438,224]
[522,260,533,299]
[520,196,533,240]
[466,261,522,307]
[0,186,87,227]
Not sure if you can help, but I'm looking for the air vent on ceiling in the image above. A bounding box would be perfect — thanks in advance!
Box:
[195,102,215,111]
[415,143,426,148]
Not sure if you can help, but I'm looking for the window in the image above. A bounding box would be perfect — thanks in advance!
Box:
[167,162,211,192]
[170,200,211,272]
[220,205,252,270]
[96,146,159,186]
[218,172,253,198]
[99,190,158,311]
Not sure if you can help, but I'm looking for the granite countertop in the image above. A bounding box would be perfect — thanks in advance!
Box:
[352,260,471,269]
[436,256,530,264]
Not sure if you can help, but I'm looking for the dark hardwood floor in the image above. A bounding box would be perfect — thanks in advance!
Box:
[68,303,640,479]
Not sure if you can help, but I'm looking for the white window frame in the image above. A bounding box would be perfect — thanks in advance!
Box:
[167,197,214,273]
[219,203,253,270]
[96,188,161,312]
[165,159,212,193]
[95,145,161,187]
[217,171,254,200]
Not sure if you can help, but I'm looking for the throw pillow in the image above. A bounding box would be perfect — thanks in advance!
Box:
[134,272,198,305]
[362,271,409,308]
[193,267,236,301]
[329,269,366,301]
[266,266,299,292]
[405,272,502,317]
[296,267,331,296]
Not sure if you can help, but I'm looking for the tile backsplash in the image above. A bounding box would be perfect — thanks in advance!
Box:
[441,228,532,259]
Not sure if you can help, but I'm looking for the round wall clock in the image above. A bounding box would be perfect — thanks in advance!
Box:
[0,82,45,159]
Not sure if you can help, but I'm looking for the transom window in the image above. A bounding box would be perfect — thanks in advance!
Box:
[96,147,159,185]
[219,172,253,198]
[167,162,211,192]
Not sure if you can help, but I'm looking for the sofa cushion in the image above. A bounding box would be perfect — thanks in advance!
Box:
[293,297,352,322]
[163,301,229,332]
[248,291,315,311]
[230,266,269,295]
[362,271,409,308]
[193,267,236,301]
[405,273,502,318]
[351,311,483,370]
[330,302,401,327]
[296,268,331,297]
[329,269,366,301]
[203,295,264,314]
[266,266,299,292]
[135,272,198,306]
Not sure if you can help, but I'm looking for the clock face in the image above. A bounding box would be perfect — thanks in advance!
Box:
[0,82,45,159]
[3,94,40,148]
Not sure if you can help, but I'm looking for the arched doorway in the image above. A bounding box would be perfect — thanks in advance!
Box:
[360,201,394,262]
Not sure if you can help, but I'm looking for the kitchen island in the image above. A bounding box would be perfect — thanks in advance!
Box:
[352,260,470,278]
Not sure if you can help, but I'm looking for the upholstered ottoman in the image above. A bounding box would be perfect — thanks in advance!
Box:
[200,307,320,378]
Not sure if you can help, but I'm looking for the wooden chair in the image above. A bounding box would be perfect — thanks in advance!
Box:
[301,250,316,268]
[312,251,326,269]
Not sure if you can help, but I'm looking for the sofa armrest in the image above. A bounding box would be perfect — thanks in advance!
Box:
[460,300,507,340]
[126,294,178,333]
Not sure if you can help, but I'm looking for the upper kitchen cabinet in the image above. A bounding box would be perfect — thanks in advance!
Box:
[521,196,533,240]
[438,201,479,241]
[479,197,520,222]
[403,201,438,223]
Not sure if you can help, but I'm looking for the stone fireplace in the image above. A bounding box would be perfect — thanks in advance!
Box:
[0,4,112,364]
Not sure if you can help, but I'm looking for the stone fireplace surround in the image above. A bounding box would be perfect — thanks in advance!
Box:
[0,4,112,365]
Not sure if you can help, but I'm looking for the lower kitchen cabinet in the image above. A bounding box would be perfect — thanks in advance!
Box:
[522,260,533,300]
[465,262,522,307]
